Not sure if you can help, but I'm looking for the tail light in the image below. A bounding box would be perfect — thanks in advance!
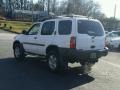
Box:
[70,36,76,49]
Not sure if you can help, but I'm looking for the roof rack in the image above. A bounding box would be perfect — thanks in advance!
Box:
[61,14,88,18]
[38,14,93,22]
[38,16,55,22]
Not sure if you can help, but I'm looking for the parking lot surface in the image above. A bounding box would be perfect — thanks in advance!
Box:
[0,29,120,90]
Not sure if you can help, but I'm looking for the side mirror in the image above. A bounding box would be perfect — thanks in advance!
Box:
[22,30,27,35]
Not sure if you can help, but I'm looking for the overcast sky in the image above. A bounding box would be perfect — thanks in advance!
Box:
[95,0,120,19]
[33,0,120,19]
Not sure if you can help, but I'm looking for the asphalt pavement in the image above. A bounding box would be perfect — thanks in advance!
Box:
[0,29,120,90]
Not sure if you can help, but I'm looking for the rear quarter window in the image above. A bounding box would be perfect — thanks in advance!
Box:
[78,20,104,36]
[58,20,72,35]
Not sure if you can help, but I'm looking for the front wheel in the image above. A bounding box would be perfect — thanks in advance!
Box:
[14,43,25,62]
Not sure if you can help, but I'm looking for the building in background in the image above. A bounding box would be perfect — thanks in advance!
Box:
[13,10,49,21]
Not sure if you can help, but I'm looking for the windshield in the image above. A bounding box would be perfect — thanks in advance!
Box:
[78,20,104,36]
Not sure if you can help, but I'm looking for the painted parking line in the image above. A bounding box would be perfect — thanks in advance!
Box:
[101,59,120,69]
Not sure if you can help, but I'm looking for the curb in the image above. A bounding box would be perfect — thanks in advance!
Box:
[0,27,19,34]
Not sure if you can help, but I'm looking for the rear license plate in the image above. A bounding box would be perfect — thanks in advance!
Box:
[90,53,96,59]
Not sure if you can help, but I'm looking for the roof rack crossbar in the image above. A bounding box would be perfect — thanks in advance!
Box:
[38,14,93,22]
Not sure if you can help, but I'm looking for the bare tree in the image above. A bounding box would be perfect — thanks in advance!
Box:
[57,0,104,19]
[0,0,3,7]
[0,0,4,16]
[56,1,67,15]
[50,0,57,13]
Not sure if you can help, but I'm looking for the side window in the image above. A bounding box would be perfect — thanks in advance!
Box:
[58,20,72,35]
[27,24,40,35]
[41,21,55,35]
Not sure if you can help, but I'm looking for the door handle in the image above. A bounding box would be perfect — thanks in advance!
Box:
[34,37,37,39]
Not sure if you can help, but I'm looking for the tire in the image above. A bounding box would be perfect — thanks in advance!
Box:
[13,43,25,62]
[47,50,68,72]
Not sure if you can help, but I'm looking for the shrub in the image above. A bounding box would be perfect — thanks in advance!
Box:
[10,26,12,30]
[4,23,6,27]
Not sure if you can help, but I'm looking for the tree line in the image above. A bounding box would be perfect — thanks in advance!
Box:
[35,0,105,19]
[1,0,120,31]
[0,0,105,19]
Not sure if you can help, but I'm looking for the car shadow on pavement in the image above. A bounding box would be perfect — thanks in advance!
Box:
[0,57,94,90]
[108,48,120,53]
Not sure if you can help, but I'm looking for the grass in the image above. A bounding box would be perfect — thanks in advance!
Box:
[0,20,32,33]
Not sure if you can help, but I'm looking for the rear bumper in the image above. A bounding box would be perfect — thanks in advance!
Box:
[59,47,108,62]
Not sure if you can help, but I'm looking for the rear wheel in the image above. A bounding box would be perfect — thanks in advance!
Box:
[14,43,25,62]
[47,50,68,72]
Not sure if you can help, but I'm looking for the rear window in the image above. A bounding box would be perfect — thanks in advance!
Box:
[58,20,72,35]
[78,20,104,36]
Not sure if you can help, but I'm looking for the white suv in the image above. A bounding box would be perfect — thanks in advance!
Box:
[13,15,108,74]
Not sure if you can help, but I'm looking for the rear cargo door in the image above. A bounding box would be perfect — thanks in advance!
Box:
[76,20,105,50]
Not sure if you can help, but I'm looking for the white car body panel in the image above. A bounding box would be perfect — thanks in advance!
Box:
[52,19,75,49]
[109,37,120,48]
[106,31,120,48]
[14,17,106,56]
[76,19,105,51]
